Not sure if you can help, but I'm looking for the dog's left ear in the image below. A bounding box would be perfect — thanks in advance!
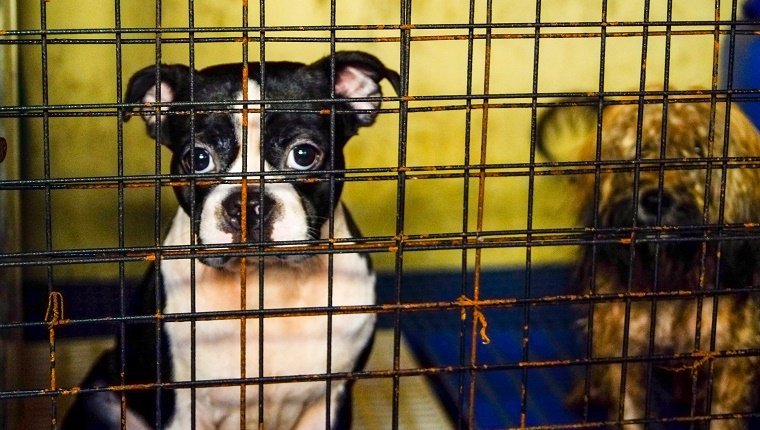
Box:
[124,64,192,140]
[314,51,401,129]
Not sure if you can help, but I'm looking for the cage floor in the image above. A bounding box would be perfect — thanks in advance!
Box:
[354,329,453,429]
[375,267,585,429]
[9,329,451,430]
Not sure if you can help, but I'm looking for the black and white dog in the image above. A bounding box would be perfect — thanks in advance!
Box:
[62,51,400,429]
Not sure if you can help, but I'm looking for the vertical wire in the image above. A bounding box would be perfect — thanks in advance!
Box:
[187,1,198,428]
[643,0,675,423]
[686,0,724,426]
[325,0,337,427]
[38,1,58,427]
[583,0,609,423]
[467,0,493,427]
[239,0,251,428]
[257,0,267,426]
[618,0,652,426]
[152,0,165,427]
[519,0,541,425]
[457,1,477,428]
[114,1,128,428]
[391,1,412,428]
[702,0,737,424]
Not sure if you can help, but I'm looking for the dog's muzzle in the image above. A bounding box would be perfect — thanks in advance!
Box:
[221,187,275,242]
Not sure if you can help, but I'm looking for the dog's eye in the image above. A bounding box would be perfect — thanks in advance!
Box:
[285,143,322,170]
[182,147,216,174]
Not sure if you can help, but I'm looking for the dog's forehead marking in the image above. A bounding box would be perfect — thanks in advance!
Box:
[230,79,271,174]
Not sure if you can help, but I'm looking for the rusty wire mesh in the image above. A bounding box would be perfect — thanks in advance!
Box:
[1,1,760,429]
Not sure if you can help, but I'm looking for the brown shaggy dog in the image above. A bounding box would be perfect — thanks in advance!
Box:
[538,95,760,429]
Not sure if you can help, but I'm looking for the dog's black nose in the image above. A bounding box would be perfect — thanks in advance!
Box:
[221,189,274,239]
[638,189,673,221]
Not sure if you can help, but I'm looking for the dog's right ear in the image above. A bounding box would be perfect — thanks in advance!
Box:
[124,64,191,139]
[536,98,599,161]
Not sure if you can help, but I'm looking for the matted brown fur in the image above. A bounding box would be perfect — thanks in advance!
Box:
[540,97,760,429]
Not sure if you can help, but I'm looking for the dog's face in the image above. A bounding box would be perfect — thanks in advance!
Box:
[125,52,400,267]
[592,102,711,231]
[589,102,760,229]
[573,100,760,287]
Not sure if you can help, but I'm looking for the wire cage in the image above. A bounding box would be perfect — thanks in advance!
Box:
[2,0,760,429]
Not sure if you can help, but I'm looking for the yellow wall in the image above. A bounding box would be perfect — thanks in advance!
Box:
[18,0,736,281]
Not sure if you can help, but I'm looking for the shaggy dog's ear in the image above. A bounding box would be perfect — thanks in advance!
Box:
[536,98,599,161]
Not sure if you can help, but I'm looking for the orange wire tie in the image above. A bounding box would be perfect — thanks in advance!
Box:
[456,295,491,345]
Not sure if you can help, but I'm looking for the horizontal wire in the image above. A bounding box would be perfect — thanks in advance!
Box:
[4,89,760,115]
[2,28,760,46]
[2,347,759,401]
[3,18,760,37]
[3,161,760,196]
[4,282,760,332]
[1,222,758,268]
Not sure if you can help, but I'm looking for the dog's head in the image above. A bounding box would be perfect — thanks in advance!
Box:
[125,52,400,267]
[538,96,760,289]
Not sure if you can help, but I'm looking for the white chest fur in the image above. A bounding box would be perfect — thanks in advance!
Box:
[160,206,376,430]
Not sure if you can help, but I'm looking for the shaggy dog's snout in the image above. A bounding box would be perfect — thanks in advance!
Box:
[635,187,701,228]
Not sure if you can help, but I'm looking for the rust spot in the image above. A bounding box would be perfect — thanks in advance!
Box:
[319,107,331,116]
[0,30,6,36]
[658,351,713,373]
[145,252,157,262]
[620,237,632,245]
[45,291,65,327]
[59,387,81,396]
[0,137,6,163]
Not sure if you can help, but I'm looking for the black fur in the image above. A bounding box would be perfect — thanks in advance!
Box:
[63,269,173,429]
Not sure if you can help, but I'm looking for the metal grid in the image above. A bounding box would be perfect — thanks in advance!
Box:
[0,1,759,429]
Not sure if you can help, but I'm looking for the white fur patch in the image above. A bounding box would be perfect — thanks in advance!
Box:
[198,188,234,246]
[266,184,309,242]
[231,79,264,169]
